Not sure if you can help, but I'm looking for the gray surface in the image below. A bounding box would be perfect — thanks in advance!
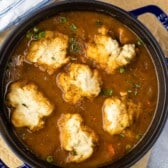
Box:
[148,120,168,168]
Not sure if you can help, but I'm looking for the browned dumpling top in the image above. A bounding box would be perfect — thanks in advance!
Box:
[102,97,141,135]
[27,31,70,75]
[86,26,136,74]
[57,63,102,104]
[58,113,98,163]
[7,81,54,131]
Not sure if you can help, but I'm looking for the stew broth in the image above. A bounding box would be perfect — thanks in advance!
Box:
[5,11,157,167]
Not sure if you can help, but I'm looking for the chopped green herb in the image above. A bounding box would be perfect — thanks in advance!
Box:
[70,24,77,31]
[127,90,132,93]
[71,150,78,156]
[26,31,32,39]
[46,155,54,163]
[136,133,143,140]
[125,144,131,151]
[125,57,131,62]
[59,16,67,23]
[22,103,28,108]
[34,31,45,40]
[96,20,103,26]
[137,39,144,46]
[38,31,45,39]
[71,57,77,61]
[69,37,80,53]
[33,27,39,33]
[33,34,39,40]
[51,57,56,60]
[69,37,75,43]
[26,27,45,40]
[119,133,125,138]
[134,84,141,88]
[70,42,80,53]
[100,89,113,96]
[134,89,138,95]
[119,67,125,73]
[133,83,140,95]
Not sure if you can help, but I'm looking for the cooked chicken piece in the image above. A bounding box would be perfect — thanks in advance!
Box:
[57,63,102,104]
[27,31,70,75]
[86,26,136,74]
[58,113,98,163]
[7,81,54,131]
[118,27,136,44]
[102,97,141,135]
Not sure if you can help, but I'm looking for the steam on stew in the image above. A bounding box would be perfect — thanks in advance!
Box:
[5,11,157,167]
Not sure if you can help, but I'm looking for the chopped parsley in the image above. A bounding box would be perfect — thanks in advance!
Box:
[127,89,132,93]
[70,57,77,61]
[134,90,138,95]
[22,103,28,108]
[119,133,125,138]
[46,155,54,163]
[71,150,78,156]
[51,57,56,60]
[70,23,77,31]
[134,83,141,95]
[26,31,32,39]
[69,37,80,54]
[134,84,141,88]
[26,26,45,40]
[38,31,45,39]
[59,16,67,23]
[136,133,143,140]
[127,83,141,95]
[119,67,126,73]
[100,89,113,96]
[137,39,144,46]
[126,144,132,151]
[33,27,39,33]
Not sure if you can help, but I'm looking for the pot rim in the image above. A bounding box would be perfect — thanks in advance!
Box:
[0,0,168,168]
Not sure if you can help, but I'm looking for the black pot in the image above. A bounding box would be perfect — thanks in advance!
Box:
[0,0,168,168]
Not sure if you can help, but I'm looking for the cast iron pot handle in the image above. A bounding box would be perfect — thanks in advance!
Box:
[129,5,168,31]
[129,5,168,65]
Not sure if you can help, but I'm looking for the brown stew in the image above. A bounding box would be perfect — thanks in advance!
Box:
[5,11,157,168]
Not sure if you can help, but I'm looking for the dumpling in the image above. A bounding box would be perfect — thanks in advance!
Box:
[102,97,141,135]
[27,31,70,75]
[86,26,136,74]
[58,113,98,163]
[7,81,54,131]
[57,63,102,104]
